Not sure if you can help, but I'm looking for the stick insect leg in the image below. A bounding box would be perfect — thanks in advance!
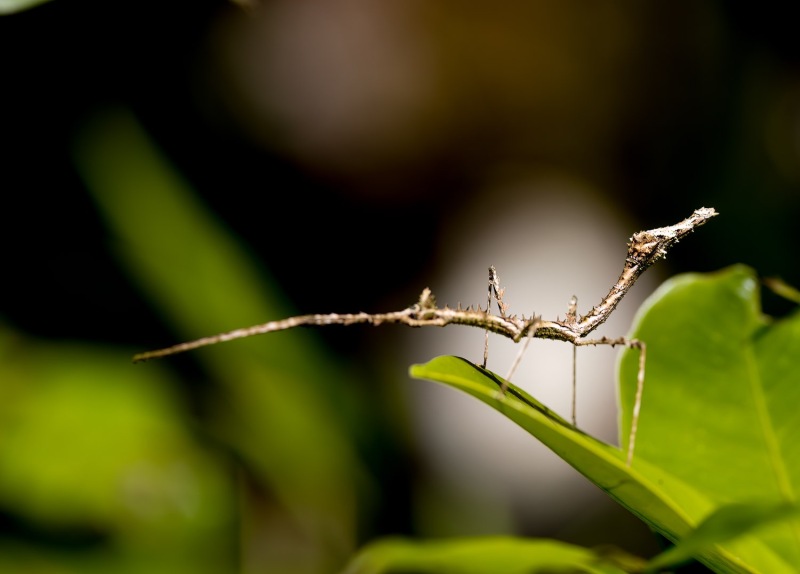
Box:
[566,296,579,426]
[571,345,577,426]
[483,266,508,369]
[482,267,494,369]
[503,317,540,389]
[575,336,646,466]
[627,340,646,466]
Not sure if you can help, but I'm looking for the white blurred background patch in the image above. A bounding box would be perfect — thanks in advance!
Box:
[398,174,661,534]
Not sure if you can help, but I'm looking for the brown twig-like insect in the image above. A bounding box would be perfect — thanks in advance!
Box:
[134,207,718,465]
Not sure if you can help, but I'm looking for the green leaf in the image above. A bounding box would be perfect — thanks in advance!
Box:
[647,502,800,571]
[412,265,800,573]
[73,107,367,572]
[343,537,636,574]
[0,0,53,14]
[618,265,800,569]
[0,324,233,573]
[409,356,746,572]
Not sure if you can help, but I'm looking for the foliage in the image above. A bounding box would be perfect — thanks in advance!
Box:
[365,265,800,573]
[0,0,53,15]
[2,106,798,572]
[0,333,234,573]
[0,108,366,573]
[343,537,641,574]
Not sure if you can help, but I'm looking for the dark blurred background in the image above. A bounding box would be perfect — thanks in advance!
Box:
[2,1,799,572]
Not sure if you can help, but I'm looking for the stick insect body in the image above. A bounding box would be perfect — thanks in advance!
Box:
[134,207,718,466]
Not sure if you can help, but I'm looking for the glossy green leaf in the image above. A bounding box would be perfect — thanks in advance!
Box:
[343,536,635,574]
[618,265,800,569]
[647,502,800,572]
[412,265,800,573]
[410,357,771,572]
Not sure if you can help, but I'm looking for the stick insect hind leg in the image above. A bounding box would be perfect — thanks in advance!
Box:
[501,315,541,393]
[574,336,646,466]
[502,295,578,418]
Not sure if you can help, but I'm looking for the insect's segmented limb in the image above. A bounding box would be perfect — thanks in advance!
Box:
[504,293,578,401]
[483,265,509,368]
[132,309,415,362]
[573,335,645,466]
[627,340,646,466]
[566,295,579,426]
[503,315,541,385]
[483,266,496,368]
[571,345,577,426]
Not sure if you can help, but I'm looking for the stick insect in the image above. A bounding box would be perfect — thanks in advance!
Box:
[134,207,718,465]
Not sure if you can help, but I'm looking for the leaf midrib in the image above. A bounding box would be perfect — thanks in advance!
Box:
[744,345,800,562]
[744,347,794,503]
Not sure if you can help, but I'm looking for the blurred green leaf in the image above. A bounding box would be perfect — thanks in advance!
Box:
[73,107,368,573]
[342,536,636,574]
[0,0,53,14]
[0,324,234,573]
[412,265,800,573]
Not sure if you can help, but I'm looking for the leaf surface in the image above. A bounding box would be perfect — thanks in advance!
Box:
[343,537,635,574]
[75,108,364,572]
[412,265,800,572]
[618,265,800,568]
[646,502,800,572]
[0,0,53,14]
